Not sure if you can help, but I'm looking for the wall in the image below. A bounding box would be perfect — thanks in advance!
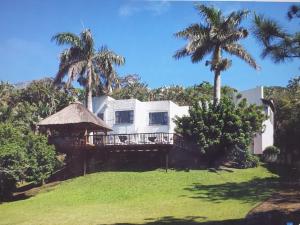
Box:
[237,86,274,154]
[92,97,189,134]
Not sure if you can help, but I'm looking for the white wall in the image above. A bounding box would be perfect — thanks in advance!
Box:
[237,86,274,154]
[92,97,189,134]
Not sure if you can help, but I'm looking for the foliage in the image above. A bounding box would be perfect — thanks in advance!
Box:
[0,123,58,200]
[174,4,258,103]
[175,97,265,166]
[19,78,77,119]
[0,167,278,224]
[0,78,76,130]
[263,146,280,163]
[52,29,125,110]
[112,78,237,106]
[253,5,300,63]
[0,143,27,201]
[264,146,280,155]
[0,123,27,200]
[230,145,260,168]
[111,74,150,101]
[265,76,300,164]
[24,133,57,184]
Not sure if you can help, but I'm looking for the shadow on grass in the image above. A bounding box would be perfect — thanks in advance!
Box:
[99,212,300,225]
[99,216,244,225]
[184,177,280,204]
[263,163,300,182]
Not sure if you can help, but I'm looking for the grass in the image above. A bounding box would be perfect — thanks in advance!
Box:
[0,166,279,225]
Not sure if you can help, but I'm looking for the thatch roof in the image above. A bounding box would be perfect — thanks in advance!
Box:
[38,102,112,132]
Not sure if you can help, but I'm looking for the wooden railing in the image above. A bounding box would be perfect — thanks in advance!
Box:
[49,132,184,149]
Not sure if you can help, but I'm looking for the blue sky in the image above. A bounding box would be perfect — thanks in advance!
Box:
[0,0,299,91]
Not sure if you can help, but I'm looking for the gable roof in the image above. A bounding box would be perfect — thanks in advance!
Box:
[38,102,112,131]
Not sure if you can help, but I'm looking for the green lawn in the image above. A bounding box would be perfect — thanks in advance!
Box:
[0,166,278,225]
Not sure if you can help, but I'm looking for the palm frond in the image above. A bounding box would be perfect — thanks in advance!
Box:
[288,5,300,20]
[219,28,248,44]
[94,46,125,66]
[80,29,95,57]
[223,43,260,69]
[253,14,286,46]
[51,32,82,47]
[175,24,208,40]
[196,4,222,27]
[225,10,249,28]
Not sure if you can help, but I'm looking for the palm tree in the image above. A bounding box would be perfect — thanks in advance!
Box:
[174,5,259,103]
[253,6,300,64]
[52,29,125,111]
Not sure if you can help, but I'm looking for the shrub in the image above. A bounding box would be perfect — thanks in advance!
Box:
[0,123,59,200]
[0,143,27,201]
[175,98,265,167]
[229,145,259,168]
[264,146,280,155]
[263,146,280,163]
[25,133,57,185]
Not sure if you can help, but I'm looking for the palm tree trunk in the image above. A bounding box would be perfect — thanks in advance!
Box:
[86,61,93,112]
[214,71,221,104]
[213,46,221,104]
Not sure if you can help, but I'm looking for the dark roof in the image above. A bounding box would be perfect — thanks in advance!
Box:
[38,102,112,131]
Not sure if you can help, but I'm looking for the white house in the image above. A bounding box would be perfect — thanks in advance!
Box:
[92,96,189,134]
[92,86,274,154]
[237,86,274,154]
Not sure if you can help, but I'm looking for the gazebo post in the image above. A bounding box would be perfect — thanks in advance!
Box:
[165,150,169,173]
[83,128,88,176]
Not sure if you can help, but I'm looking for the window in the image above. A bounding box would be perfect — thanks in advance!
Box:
[149,112,168,125]
[97,112,104,120]
[115,110,134,124]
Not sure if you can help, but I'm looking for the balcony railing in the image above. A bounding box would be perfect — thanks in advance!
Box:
[49,132,184,150]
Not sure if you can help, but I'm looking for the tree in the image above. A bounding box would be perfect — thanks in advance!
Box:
[174,5,259,103]
[0,123,59,200]
[253,5,300,63]
[25,133,57,185]
[52,29,125,111]
[111,74,151,101]
[175,98,265,167]
[265,76,300,165]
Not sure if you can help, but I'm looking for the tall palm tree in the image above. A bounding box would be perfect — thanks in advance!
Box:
[174,5,259,103]
[52,29,125,111]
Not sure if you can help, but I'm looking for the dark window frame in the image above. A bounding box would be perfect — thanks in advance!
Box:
[149,112,168,125]
[115,110,134,124]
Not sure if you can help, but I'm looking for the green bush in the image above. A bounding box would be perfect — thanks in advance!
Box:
[263,146,280,163]
[175,98,265,167]
[264,146,280,155]
[25,133,57,185]
[230,146,259,168]
[0,143,27,200]
[0,123,59,200]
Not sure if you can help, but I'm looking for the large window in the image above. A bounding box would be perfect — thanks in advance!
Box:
[149,112,168,125]
[115,110,134,124]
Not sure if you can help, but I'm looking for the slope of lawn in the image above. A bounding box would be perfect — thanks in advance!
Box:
[0,166,278,225]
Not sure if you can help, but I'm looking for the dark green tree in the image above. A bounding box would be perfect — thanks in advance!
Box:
[265,76,300,164]
[25,133,57,185]
[175,98,265,167]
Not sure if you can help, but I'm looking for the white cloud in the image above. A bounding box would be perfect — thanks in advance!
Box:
[119,1,171,17]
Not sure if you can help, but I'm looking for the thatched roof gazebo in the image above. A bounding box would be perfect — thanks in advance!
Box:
[38,102,112,176]
[38,102,112,133]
